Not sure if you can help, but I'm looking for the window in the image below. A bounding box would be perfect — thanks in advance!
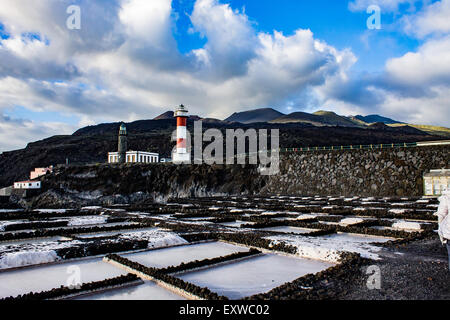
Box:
[425,181,433,195]
[433,179,440,195]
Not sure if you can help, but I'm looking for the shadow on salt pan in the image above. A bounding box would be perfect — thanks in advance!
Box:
[219,221,254,228]
[35,209,68,213]
[0,236,71,247]
[260,226,319,234]
[323,233,394,243]
[0,258,127,299]
[75,227,158,239]
[74,280,185,300]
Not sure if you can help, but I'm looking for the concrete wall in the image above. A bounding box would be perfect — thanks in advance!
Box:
[264,145,449,197]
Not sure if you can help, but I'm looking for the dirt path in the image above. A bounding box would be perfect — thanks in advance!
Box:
[339,238,450,300]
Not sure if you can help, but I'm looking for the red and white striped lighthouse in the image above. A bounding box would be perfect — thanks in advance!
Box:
[173,104,190,163]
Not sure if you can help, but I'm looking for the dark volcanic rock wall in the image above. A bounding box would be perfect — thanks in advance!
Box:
[19,145,449,208]
[29,163,265,208]
[264,145,449,197]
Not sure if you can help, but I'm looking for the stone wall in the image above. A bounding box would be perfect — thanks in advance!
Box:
[264,145,449,197]
[17,145,450,208]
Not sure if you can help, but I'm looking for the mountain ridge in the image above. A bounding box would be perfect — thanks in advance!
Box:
[224,108,284,124]
[353,114,403,125]
[151,108,440,133]
[271,110,363,127]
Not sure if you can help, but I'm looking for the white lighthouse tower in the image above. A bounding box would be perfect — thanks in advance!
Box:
[173,104,191,164]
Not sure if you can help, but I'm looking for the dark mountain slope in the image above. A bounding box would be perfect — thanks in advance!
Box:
[225,108,284,124]
[153,111,203,122]
[153,111,174,120]
[355,114,403,124]
[271,110,363,127]
[313,111,363,127]
[270,111,323,125]
[367,122,433,135]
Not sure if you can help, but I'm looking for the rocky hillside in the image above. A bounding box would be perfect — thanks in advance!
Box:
[0,116,444,189]
[271,110,363,127]
[25,163,265,208]
[225,108,284,124]
[14,144,449,208]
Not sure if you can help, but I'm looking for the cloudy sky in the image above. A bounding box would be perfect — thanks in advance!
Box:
[0,0,449,152]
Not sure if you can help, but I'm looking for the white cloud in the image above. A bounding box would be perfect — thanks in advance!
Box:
[60,0,351,120]
[190,0,257,78]
[314,0,450,127]
[0,0,449,152]
[375,36,450,126]
[118,0,185,70]
[402,0,450,38]
[314,35,450,127]
[0,115,75,152]
[0,0,124,54]
[120,0,172,41]
[0,37,79,80]
[380,86,450,125]
[225,30,355,111]
[385,36,450,87]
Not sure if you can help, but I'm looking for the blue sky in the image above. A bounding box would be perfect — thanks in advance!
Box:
[0,0,449,151]
[0,23,9,40]
[171,0,421,72]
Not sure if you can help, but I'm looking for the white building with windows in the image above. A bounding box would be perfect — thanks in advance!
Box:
[108,151,159,164]
[14,181,41,189]
[423,169,450,196]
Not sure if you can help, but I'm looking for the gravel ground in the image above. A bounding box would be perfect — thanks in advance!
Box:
[339,237,450,300]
